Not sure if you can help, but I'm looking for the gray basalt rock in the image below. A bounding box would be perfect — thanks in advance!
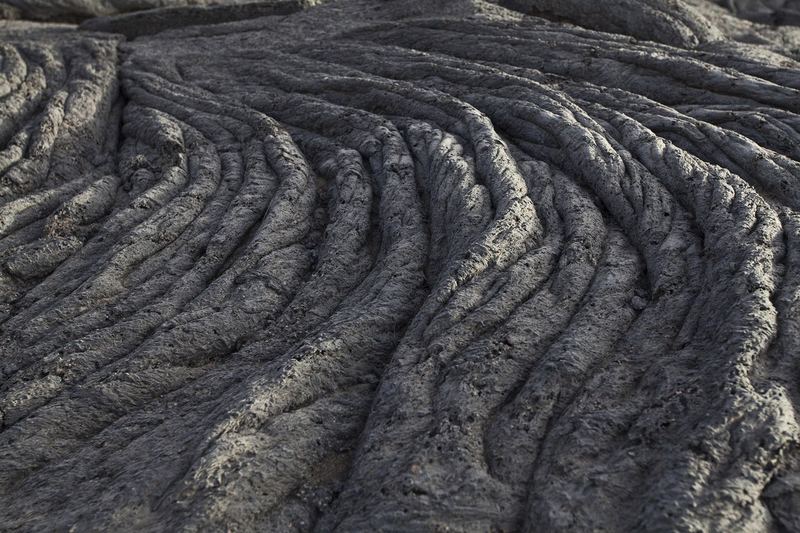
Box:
[499,0,726,46]
[0,0,799,531]
[0,0,282,23]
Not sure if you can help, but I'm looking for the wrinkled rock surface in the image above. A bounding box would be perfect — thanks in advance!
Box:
[1,0,800,531]
[0,0,279,23]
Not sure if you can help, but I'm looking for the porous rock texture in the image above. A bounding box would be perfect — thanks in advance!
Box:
[0,0,285,23]
[1,0,800,531]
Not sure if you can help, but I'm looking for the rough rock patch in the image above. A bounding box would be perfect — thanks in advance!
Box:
[0,0,799,531]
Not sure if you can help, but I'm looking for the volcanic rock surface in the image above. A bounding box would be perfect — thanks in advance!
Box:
[1,0,800,531]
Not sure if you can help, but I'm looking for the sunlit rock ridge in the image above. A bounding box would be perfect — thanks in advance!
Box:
[0,0,799,531]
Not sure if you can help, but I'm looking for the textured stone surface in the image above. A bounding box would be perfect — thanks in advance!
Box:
[0,0,278,23]
[1,0,800,531]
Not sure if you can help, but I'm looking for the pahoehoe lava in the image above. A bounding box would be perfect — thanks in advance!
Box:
[0,0,799,531]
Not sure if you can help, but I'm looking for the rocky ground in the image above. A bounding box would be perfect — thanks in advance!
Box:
[0,0,799,531]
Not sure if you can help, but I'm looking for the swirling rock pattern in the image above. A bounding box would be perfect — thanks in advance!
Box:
[1,0,800,531]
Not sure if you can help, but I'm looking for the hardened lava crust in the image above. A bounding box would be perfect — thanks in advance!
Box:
[0,1,799,531]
